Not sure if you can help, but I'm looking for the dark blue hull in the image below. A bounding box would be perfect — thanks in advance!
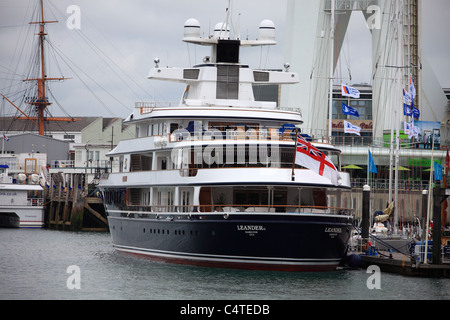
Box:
[107,212,353,272]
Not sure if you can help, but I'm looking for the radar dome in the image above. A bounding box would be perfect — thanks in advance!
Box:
[258,19,275,41]
[184,18,201,39]
[213,22,230,39]
[30,174,39,184]
[18,173,27,184]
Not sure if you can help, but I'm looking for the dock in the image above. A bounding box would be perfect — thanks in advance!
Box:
[43,173,108,231]
[348,185,450,278]
[357,251,450,278]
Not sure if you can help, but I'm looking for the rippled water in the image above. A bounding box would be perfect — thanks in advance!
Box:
[1,228,449,300]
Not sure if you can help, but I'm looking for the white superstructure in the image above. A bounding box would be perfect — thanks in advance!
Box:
[98,13,354,272]
[0,165,44,228]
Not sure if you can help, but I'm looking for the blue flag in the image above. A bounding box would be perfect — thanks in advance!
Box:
[403,103,412,116]
[342,103,359,117]
[412,107,420,119]
[434,162,443,181]
[368,150,377,174]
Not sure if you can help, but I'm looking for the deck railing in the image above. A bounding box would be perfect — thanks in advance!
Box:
[350,178,442,190]
[27,198,44,206]
[51,160,112,169]
[120,204,353,216]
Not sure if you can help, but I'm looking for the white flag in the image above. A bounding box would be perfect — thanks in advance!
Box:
[404,122,411,135]
[412,125,420,139]
[341,84,360,98]
[344,120,361,136]
[295,134,342,186]
[403,89,412,104]
[409,77,416,99]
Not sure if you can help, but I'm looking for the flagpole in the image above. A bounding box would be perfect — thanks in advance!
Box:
[291,128,298,181]
[328,0,335,143]
[424,130,435,264]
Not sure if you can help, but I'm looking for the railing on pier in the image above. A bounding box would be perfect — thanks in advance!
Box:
[412,243,450,265]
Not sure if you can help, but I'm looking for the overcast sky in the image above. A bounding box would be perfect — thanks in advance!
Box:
[0,0,449,120]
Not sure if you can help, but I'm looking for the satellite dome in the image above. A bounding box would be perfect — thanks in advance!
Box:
[18,173,27,183]
[258,19,275,41]
[213,22,230,39]
[184,18,201,39]
[30,174,39,184]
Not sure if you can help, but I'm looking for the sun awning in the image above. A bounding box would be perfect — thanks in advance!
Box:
[393,166,410,171]
[342,164,363,169]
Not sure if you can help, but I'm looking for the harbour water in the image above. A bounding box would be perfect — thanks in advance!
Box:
[1,228,449,301]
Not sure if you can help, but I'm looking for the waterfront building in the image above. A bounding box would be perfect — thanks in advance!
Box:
[48,117,134,191]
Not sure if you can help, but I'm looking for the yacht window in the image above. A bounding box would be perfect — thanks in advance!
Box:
[216,65,239,99]
[170,123,179,133]
[148,124,152,136]
[183,69,200,80]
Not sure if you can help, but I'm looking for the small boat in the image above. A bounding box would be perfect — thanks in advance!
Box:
[0,165,44,228]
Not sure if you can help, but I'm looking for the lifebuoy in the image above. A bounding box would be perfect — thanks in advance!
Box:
[364,242,372,251]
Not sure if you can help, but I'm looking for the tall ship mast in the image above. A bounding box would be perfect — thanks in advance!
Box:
[2,0,75,136]
[99,9,354,271]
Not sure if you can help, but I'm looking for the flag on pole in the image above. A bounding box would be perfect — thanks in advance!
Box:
[295,133,341,186]
[341,84,360,98]
[403,89,412,104]
[2,134,9,141]
[412,125,420,139]
[404,121,411,135]
[344,120,361,136]
[342,103,359,117]
[434,162,443,181]
[409,76,416,99]
[412,106,420,119]
[403,103,412,116]
[405,122,420,139]
[368,149,377,174]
